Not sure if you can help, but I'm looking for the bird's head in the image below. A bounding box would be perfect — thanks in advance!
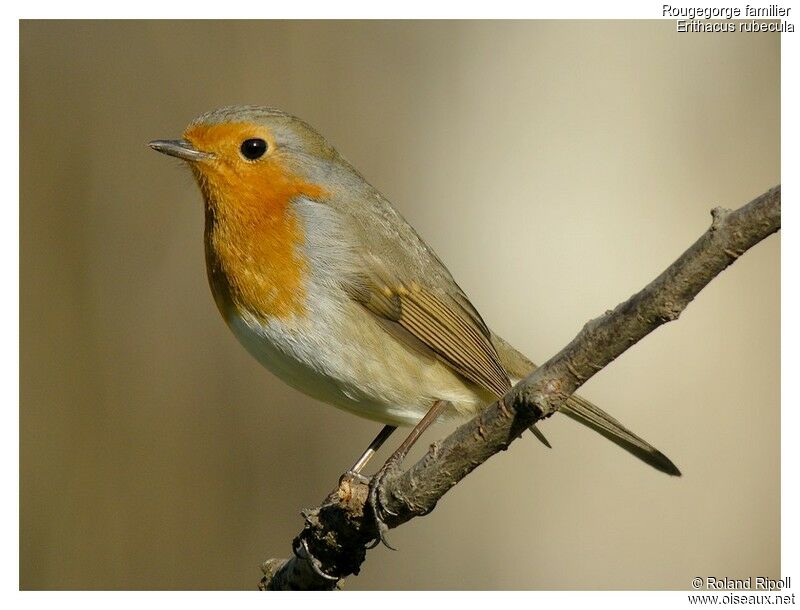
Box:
[149,106,335,218]
[150,106,347,320]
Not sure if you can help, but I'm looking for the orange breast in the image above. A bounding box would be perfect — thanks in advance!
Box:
[186,122,326,321]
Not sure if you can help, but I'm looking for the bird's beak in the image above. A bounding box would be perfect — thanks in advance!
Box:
[148,139,214,162]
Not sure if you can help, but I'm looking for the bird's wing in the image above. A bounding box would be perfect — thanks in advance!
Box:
[343,265,512,399]
[331,183,512,398]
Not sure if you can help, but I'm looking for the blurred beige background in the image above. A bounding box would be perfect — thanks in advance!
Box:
[20,21,779,590]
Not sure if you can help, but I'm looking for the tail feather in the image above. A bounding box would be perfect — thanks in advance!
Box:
[490,332,681,476]
[529,424,552,448]
[561,394,681,476]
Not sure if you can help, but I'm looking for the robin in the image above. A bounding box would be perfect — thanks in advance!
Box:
[149,106,679,524]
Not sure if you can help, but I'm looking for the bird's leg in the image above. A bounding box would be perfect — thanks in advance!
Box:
[368,400,447,549]
[339,424,397,486]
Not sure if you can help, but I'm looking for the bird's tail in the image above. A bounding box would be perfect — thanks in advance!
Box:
[490,332,681,476]
[559,393,680,475]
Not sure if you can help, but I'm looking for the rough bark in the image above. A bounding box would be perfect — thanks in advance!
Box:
[259,185,781,590]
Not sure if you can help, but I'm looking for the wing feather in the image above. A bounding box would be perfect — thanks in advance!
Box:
[345,275,512,398]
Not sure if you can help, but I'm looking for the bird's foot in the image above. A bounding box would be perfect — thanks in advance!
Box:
[324,469,372,510]
[338,469,371,487]
[366,455,403,550]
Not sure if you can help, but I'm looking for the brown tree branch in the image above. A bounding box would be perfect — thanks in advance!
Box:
[259,185,781,590]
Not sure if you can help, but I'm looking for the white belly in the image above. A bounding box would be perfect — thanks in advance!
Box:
[225,297,487,427]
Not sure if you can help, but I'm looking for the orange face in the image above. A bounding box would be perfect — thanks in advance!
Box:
[184,121,326,322]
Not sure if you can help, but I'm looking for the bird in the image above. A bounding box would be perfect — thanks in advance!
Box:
[149,105,680,502]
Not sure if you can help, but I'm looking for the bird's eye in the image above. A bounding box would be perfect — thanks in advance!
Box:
[240,138,268,160]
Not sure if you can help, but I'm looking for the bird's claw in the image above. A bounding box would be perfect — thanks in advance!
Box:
[366,457,402,550]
